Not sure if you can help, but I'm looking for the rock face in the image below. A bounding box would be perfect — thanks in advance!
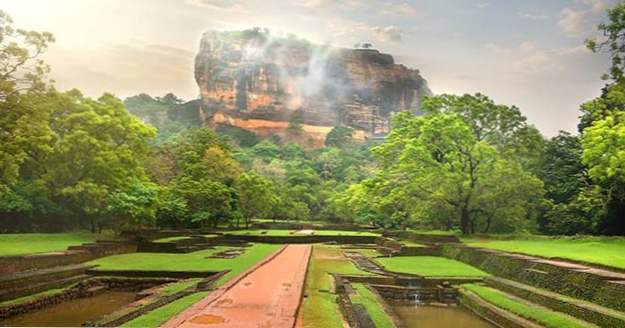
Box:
[195,29,431,147]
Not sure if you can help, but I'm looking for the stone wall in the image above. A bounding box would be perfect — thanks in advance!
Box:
[442,245,625,312]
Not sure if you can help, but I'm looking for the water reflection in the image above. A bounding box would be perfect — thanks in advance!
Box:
[0,291,136,327]
[393,305,496,328]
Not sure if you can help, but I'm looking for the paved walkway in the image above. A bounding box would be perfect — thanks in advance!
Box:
[162,244,312,328]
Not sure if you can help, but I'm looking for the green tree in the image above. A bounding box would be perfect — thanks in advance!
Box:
[421,93,544,172]
[372,113,543,234]
[235,172,276,227]
[587,2,625,81]
[43,90,156,231]
[107,180,160,230]
[0,10,55,191]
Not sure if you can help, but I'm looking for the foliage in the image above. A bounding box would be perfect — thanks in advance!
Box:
[587,2,625,81]
[107,180,160,228]
[0,10,54,192]
[357,112,543,234]
[235,172,276,227]
[325,126,355,148]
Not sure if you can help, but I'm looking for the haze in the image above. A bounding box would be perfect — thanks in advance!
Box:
[1,0,614,136]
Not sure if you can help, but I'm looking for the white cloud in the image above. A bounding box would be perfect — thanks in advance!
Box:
[519,12,549,20]
[295,0,361,9]
[476,2,490,9]
[371,25,403,43]
[557,0,613,36]
[484,40,590,75]
[186,0,247,12]
[382,3,418,17]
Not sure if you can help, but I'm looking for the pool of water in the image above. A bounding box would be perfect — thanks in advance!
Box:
[0,291,136,327]
[393,305,496,328]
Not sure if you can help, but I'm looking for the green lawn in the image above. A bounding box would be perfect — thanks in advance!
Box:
[224,229,295,236]
[301,245,374,328]
[0,232,114,256]
[122,291,209,327]
[89,243,280,286]
[463,236,625,270]
[312,230,379,236]
[224,229,379,237]
[376,256,489,277]
[113,244,280,327]
[462,284,596,328]
[350,283,395,328]
[153,236,191,243]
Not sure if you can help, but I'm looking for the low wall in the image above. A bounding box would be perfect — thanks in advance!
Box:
[443,245,625,312]
[383,230,460,244]
[222,234,379,244]
[458,288,538,328]
[0,241,136,275]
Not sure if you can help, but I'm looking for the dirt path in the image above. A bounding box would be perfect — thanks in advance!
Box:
[162,244,312,328]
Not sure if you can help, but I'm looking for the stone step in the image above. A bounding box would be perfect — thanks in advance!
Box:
[486,276,625,328]
[0,274,88,302]
[462,285,599,328]
[0,264,92,290]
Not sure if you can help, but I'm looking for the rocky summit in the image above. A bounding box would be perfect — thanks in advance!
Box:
[194,29,431,147]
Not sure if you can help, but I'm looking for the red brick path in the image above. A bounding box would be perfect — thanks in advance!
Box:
[162,244,312,328]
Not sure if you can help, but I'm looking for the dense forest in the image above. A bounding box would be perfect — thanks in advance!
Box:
[2,5,625,235]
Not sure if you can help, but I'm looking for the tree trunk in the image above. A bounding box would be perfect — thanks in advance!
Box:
[460,205,472,234]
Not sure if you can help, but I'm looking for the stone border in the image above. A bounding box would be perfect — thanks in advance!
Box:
[458,288,542,328]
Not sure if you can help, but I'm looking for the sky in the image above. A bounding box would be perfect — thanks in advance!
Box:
[0,0,616,136]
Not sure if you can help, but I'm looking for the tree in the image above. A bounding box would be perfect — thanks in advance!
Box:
[325,126,355,148]
[587,3,625,81]
[421,93,544,172]
[107,180,160,230]
[170,177,233,228]
[235,172,276,228]
[43,90,156,231]
[371,113,543,234]
[538,131,586,204]
[0,10,55,191]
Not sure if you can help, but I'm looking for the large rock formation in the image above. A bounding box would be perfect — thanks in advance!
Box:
[195,29,431,147]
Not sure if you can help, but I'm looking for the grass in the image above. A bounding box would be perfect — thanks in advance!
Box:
[375,256,489,277]
[0,287,66,307]
[153,236,190,243]
[121,291,209,327]
[160,278,202,295]
[312,230,379,236]
[224,229,379,237]
[89,243,280,286]
[462,284,596,328]
[107,244,280,326]
[401,240,426,247]
[0,232,114,256]
[301,245,374,328]
[224,229,295,236]
[353,248,382,258]
[463,235,625,270]
[350,283,395,328]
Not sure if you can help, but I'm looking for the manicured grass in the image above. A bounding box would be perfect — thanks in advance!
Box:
[153,236,190,243]
[354,248,382,258]
[224,229,295,236]
[463,236,625,270]
[350,283,395,328]
[375,256,489,277]
[121,291,209,327]
[224,229,379,237]
[89,243,280,286]
[160,278,202,295]
[0,232,114,256]
[301,245,373,328]
[462,284,596,328]
[312,230,379,236]
[0,287,66,307]
[407,229,459,236]
[401,240,426,247]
